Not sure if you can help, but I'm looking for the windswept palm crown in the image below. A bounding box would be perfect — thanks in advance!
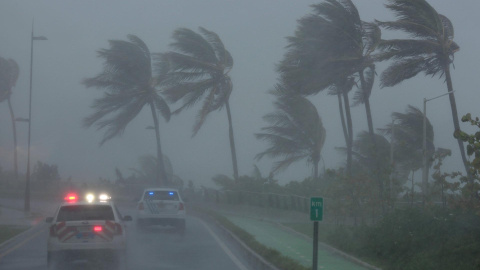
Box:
[158,27,239,179]
[255,82,326,179]
[279,0,380,99]
[159,27,233,135]
[380,105,434,172]
[376,0,459,87]
[83,35,170,184]
[376,0,470,179]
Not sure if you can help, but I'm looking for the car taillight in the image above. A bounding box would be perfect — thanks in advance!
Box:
[179,202,184,211]
[115,223,123,235]
[93,226,103,232]
[49,225,56,237]
[138,202,144,210]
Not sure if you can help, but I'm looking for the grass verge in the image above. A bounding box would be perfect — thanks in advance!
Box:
[191,205,310,270]
[0,225,30,244]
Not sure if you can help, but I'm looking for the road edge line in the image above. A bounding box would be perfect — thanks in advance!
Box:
[198,218,249,270]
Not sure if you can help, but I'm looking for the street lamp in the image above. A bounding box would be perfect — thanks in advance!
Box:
[422,90,455,205]
[25,21,47,212]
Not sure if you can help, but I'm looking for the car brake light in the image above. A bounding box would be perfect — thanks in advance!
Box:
[179,202,184,211]
[115,223,123,235]
[93,226,102,232]
[49,225,56,237]
[138,202,144,210]
[64,193,78,203]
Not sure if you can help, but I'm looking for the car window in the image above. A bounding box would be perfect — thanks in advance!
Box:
[56,205,115,221]
[143,191,179,201]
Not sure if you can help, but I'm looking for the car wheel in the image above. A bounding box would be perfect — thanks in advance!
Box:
[47,252,60,270]
[112,250,127,270]
[177,219,186,234]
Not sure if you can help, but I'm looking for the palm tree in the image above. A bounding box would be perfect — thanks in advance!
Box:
[158,27,238,180]
[83,35,170,185]
[255,82,326,179]
[375,0,469,179]
[380,105,435,203]
[278,0,381,181]
[0,57,20,186]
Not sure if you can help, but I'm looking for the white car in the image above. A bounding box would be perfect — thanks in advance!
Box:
[45,193,132,269]
[136,188,186,232]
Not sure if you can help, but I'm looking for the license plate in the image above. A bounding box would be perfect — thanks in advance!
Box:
[76,232,94,239]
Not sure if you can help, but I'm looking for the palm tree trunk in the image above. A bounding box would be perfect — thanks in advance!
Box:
[342,90,353,179]
[358,72,375,136]
[337,93,349,147]
[444,64,472,182]
[313,159,319,180]
[225,100,239,181]
[7,97,18,187]
[359,71,385,212]
[149,102,168,185]
[411,170,415,206]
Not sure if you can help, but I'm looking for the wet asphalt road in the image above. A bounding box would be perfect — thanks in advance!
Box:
[0,202,251,270]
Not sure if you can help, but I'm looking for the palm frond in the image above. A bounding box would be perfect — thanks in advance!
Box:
[152,93,171,122]
[380,57,425,87]
[198,27,233,69]
[170,28,217,64]
[379,0,443,39]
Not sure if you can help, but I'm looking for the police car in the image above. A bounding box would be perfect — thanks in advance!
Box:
[45,193,132,269]
[135,188,186,232]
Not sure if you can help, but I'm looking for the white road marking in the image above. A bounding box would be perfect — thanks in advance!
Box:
[199,219,249,270]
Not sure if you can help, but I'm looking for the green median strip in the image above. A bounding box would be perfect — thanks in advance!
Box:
[192,206,309,270]
[0,225,30,244]
[225,216,370,270]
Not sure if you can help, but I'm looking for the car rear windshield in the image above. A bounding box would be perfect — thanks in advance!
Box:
[57,205,115,221]
[144,190,179,201]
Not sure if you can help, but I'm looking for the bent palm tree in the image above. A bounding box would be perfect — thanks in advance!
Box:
[0,57,20,186]
[158,27,238,180]
[380,105,435,200]
[83,35,170,185]
[278,0,381,181]
[255,82,326,179]
[376,0,469,179]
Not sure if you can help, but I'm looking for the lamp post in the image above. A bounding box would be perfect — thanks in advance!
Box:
[422,91,455,205]
[25,21,47,212]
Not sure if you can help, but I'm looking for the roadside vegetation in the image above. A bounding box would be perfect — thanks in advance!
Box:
[0,225,29,244]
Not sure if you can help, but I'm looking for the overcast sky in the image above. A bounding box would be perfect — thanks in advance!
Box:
[1,0,479,188]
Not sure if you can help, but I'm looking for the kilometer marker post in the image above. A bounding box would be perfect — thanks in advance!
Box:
[310,197,323,270]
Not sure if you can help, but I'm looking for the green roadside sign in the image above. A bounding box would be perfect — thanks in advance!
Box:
[310,197,323,221]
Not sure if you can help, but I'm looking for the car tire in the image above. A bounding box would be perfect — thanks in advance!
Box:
[112,250,127,270]
[47,252,60,270]
[177,219,186,234]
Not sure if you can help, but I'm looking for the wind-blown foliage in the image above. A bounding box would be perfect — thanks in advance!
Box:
[83,35,170,185]
[278,0,382,182]
[380,105,435,204]
[376,0,470,181]
[381,105,434,173]
[0,57,20,185]
[158,27,239,180]
[255,82,326,179]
